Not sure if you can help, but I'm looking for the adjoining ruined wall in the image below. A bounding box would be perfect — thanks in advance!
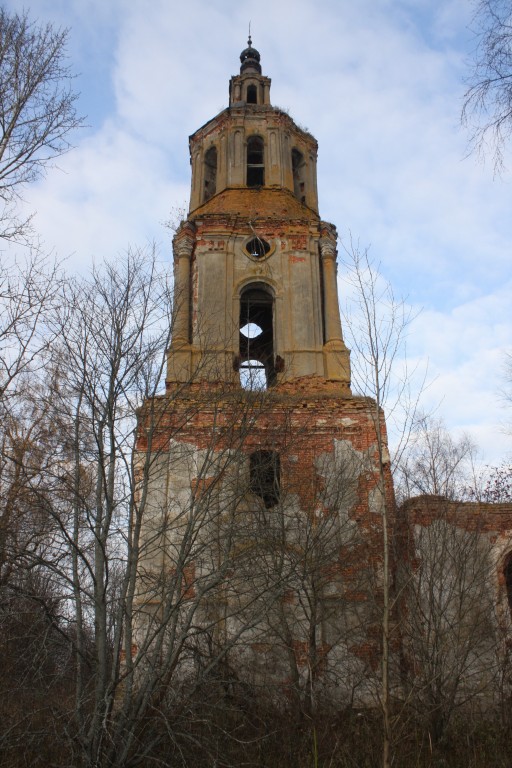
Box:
[395,496,512,723]
[400,495,512,621]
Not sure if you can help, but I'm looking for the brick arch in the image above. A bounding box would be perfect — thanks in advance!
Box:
[234,274,281,299]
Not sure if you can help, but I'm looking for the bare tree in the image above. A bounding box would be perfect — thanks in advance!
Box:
[3,250,298,767]
[395,414,478,502]
[0,245,355,766]
[395,416,511,761]
[0,254,64,607]
[0,254,62,401]
[159,395,391,768]
[228,428,373,716]
[0,248,171,766]
[478,462,512,501]
[0,306,79,766]
[0,378,60,586]
[341,240,418,768]
[463,0,512,173]
[0,8,83,241]
[45,247,175,767]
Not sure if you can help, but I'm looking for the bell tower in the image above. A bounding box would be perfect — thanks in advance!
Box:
[137,42,394,701]
[167,37,351,393]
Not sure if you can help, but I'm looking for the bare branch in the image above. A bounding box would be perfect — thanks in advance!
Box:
[462,0,512,173]
[0,8,84,242]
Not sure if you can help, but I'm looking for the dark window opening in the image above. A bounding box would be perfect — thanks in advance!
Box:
[292,148,306,201]
[247,136,264,187]
[239,284,276,389]
[250,450,280,508]
[203,147,217,201]
[247,84,257,104]
[505,555,512,615]
[246,236,270,259]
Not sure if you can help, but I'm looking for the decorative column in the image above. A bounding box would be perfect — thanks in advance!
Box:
[319,236,344,344]
[319,227,351,389]
[167,226,195,387]
[171,228,194,346]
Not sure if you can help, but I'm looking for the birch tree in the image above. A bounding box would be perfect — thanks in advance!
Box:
[341,241,418,768]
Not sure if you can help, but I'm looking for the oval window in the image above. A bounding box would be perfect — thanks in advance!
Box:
[246,237,270,259]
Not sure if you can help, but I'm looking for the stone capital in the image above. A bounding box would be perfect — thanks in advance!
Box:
[319,237,337,261]
[173,229,195,261]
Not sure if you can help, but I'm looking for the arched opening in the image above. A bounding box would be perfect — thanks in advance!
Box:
[247,136,264,187]
[203,146,217,201]
[504,554,512,616]
[239,283,275,389]
[247,84,257,104]
[292,148,306,202]
[250,450,280,508]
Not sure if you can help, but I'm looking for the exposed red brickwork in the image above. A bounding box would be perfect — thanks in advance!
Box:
[291,640,331,669]
[166,563,197,601]
[189,107,317,161]
[120,644,138,662]
[400,495,512,534]
[137,382,396,670]
[138,386,394,533]
[191,475,218,499]
[192,187,319,221]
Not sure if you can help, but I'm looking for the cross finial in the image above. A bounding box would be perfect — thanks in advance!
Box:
[248,21,252,47]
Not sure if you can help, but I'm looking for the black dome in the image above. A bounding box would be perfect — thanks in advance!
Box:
[240,36,262,74]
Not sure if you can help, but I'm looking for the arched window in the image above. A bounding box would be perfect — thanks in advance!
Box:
[505,554,512,616]
[292,148,306,202]
[203,146,217,201]
[247,136,264,187]
[250,450,280,508]
[247,84,257,104]
[239,283,275,389]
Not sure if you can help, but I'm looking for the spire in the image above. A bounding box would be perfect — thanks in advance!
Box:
[228,34,271,109]
[240,33,261,74]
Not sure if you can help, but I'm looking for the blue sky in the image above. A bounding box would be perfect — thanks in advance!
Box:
[4,0,512,465]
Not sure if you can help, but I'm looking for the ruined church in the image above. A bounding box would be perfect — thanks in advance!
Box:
[135,40,512,704]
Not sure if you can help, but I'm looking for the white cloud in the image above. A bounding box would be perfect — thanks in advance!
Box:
[404,287,512,462]
[25,122,187,267]
[1,0,510,463]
